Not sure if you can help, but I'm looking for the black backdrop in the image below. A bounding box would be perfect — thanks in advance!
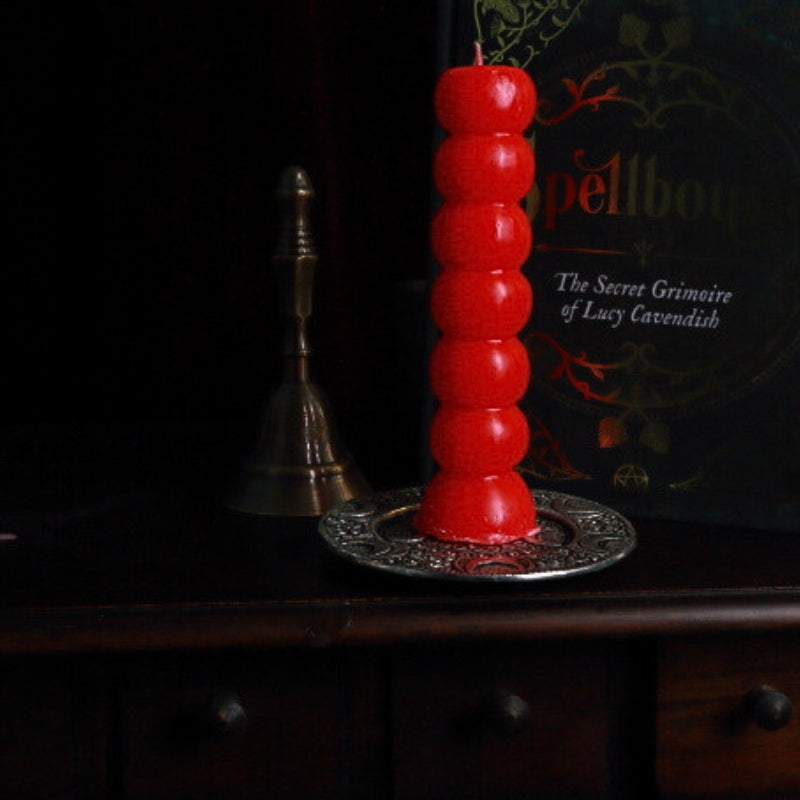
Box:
[6,2,438,505]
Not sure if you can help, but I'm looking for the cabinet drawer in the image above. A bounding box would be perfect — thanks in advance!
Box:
[0,655,109,800]
[657,634,800,799]
[119,649,354,800]
[391,641,630,800]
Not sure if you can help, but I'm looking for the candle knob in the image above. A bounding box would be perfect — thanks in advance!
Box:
[744,684,793,731]
[480,689,531,737]
[204,692,248,739]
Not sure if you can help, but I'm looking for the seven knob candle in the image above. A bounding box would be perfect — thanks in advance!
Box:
[414,47,539,544]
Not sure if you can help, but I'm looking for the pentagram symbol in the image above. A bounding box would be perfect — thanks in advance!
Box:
[613,463,650,493]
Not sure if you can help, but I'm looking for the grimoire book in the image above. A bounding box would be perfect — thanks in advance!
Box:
[436,0,800,531]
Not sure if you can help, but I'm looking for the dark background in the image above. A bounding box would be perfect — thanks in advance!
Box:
[5,1,440,508]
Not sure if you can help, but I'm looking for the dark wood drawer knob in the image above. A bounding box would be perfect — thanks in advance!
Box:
[206,692,248,738]
[745,684,793,731]
[480,689,531,737]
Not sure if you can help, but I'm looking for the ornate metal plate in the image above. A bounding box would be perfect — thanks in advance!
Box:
[319,487,635,582]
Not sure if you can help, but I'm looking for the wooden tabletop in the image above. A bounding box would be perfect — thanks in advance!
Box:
[1,489,799,653]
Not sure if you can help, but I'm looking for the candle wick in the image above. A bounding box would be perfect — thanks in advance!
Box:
[473,41,484,66]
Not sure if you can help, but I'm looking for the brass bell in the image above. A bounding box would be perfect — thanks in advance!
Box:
[225,166,370,516]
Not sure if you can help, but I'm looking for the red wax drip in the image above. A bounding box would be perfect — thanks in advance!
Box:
[415,60,538,545]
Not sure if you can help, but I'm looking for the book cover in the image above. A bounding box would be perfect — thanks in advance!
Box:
[438,0,800,531]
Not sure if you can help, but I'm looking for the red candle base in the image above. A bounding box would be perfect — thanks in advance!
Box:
[414,471,538,545]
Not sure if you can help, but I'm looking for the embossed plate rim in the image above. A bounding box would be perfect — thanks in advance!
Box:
[319,488,636,582]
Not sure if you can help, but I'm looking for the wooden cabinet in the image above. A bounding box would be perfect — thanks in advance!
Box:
[0,655,109,800]
[3,640,793,799]
[3,637,797,799]
[0,503,799,798]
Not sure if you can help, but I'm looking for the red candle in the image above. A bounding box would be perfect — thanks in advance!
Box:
[415,45,538,545]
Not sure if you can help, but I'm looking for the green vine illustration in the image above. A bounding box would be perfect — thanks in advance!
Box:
[474,0,589,68]
[526,333,761,453]
[536,55,768,134]
[532,337,749,413]
[475,5,772,135]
